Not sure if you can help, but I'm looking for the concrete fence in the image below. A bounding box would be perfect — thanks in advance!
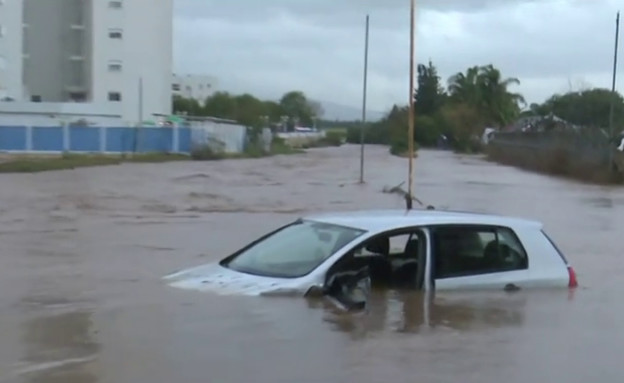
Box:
[0,124,248,155]
[489,130,611,167]
[277,131,325,148]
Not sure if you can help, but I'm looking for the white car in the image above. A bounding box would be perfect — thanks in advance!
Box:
[164,209,578,307]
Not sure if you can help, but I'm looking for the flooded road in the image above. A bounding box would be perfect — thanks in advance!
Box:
[0,145,623,382]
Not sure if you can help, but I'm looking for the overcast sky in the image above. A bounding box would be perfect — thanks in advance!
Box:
[174,0,623,114]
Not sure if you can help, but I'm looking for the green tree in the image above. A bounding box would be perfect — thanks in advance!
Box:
[447,66,482,106]
[203,91,239,119]
[232,93,266,128]
[535,89,624,132]
[477,64,525,126]
[447,65,524,126]
[172,95,202,116]
[279,91,319,127]
[414,60,446,116]
[263,100,285,123]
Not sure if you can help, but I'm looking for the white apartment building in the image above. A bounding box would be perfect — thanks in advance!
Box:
[172,74,217,105]
[0,0,173,124]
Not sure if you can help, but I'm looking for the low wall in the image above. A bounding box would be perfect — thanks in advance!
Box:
[277,131,325,148]
[487,130,619,182]
[0,124,249,155]
[189,121,247,153]
[0,125,188,154]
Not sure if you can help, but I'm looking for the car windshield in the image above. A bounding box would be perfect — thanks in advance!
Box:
[222,220,366,278]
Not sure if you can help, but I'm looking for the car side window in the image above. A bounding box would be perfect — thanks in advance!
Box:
[353,233,413,257]
[431,225,528,279]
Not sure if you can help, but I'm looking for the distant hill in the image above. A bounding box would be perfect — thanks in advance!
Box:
[316,100,385,122]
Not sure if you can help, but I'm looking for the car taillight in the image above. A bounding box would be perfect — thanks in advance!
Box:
[568,266,578,288]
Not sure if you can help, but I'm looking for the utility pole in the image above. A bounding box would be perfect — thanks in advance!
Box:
[609,11,620,168]
[406,0,416,209]
[359,14,370,184]
[133,77,144,154]
[139,77,144,126]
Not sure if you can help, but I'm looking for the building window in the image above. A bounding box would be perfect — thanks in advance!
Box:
[172,83,180,91]
[108,92,121,102]
[68,92,87,102]
[108,60,122,72]
[31,95,42,102]
[108,29,123,39]
[109,1,122,8]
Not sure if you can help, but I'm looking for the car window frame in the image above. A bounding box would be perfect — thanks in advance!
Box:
[323,226,429,290]
[428,223,529,281]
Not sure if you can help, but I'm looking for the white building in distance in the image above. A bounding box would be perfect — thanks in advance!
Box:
[0,0,173,125]
[172,74,217,105]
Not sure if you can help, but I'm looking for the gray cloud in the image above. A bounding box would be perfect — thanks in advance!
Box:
[174,0,622,115]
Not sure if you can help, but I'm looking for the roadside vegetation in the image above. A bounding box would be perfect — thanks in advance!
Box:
[0,136,303,173]
[318,62,624,158]
[173,90,322,132]
[0,152,188,173]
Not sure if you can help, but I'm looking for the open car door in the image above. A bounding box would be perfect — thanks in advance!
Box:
[322,253,372,311]
[319,228,429,311]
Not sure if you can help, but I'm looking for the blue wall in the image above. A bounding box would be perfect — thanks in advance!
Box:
[0,126,27,151]
[70,127,100,152]
[0,125,189,154]
[32,127,63,151]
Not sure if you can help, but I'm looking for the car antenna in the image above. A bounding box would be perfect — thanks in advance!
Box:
[382,182,435,211]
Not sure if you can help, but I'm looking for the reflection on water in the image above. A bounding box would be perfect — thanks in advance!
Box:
[312,290,528,338]
[17,309,99,383]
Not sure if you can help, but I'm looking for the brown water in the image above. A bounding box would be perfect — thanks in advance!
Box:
[0,145,622,383]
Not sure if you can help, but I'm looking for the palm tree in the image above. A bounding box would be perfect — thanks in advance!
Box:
[447,66,482,105]
[447,65,525,127]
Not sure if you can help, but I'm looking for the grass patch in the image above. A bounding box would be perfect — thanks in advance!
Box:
[390,140,419,158]
[0,138,306,174]
[0,153,121,173]
[0,152,189,173]
[124,152,189,163]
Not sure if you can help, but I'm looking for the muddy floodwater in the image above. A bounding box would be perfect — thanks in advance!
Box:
[0,145,623,383]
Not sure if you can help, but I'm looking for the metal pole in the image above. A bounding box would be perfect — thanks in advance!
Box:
[133,77,143,154]
[139,77,144,125]
[407,0,415,207]
[359,14,370,184]
[609,11,620,167]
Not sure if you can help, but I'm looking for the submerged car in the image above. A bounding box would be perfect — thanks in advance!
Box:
[164,209,578,307]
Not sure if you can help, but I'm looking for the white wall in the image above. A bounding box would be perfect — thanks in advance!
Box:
[190,121,247,153]
[120,0,173,124]
[92,0,172,125]
[91,0,124,106]
[0,101,123,126]
[0,0,24,100]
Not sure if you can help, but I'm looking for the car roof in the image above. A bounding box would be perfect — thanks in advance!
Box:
[304,208,543,232]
